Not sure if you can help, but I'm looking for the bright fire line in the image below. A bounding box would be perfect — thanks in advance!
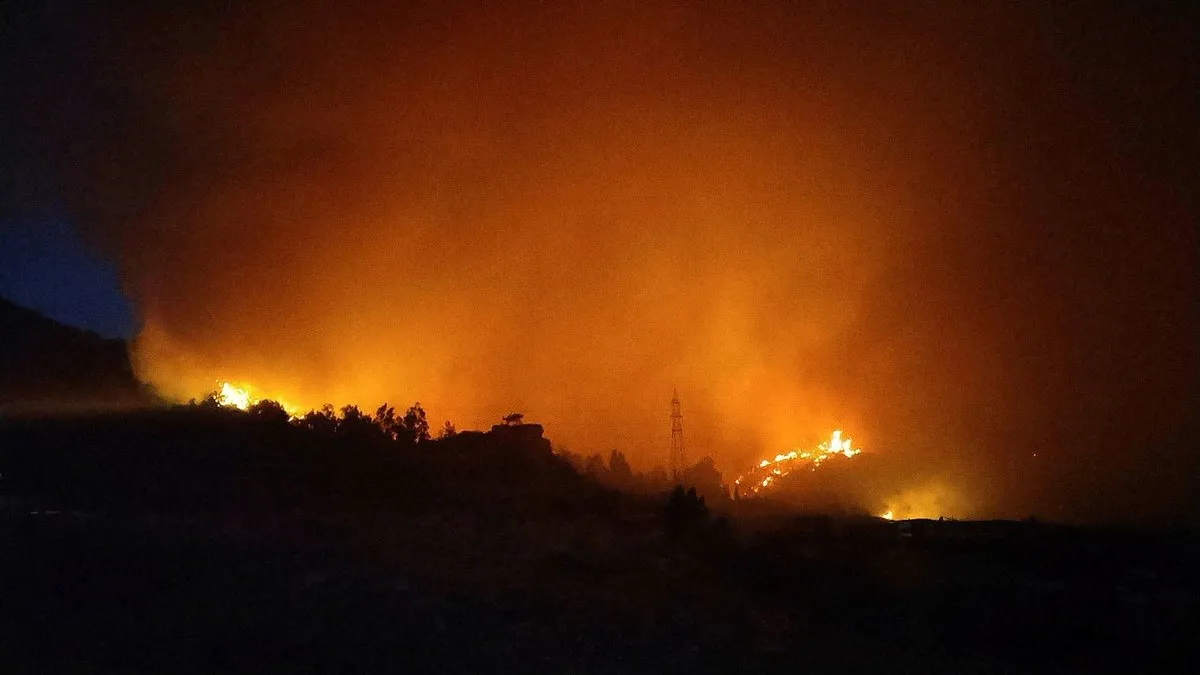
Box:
[733,429,861,496]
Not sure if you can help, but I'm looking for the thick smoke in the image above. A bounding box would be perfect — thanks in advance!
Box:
[5,2,1196,522]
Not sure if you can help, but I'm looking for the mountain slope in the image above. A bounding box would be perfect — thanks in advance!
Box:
[0,296,154,414]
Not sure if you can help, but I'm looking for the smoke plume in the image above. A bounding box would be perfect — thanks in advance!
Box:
[4,1,1196,522]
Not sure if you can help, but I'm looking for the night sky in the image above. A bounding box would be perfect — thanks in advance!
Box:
[0,217,133,338]
[1,1,1196,523]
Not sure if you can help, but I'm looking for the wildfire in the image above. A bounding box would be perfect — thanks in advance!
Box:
[875,482,961,521]
[217,382,253,410]
[733,429,861,497]
[214,382,301,418]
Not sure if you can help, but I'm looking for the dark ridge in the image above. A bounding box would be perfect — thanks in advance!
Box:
[0,295,157,415]
[0,407,596,516]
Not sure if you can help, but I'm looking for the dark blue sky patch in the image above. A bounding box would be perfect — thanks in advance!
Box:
[0,218,133,339]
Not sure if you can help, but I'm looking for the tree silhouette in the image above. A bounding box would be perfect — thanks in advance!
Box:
[439,420,457,439]
[374,404,399,440]
[608,449,634,488]
[194,391,222,409]
[644,465,669,492]
[552,445,583,472]
[501,412,524,426]
[683,456,725,502]
[298,404,338,435]
[583,453,606,478]
[400,402,429,444]
[338,404,379,440]
[247,399,290,425]
[663,485,708,536]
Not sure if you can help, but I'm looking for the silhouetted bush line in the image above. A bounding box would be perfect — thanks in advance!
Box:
[0,402,647,520]
[188,394,435,445]
[555,446,728,503]
[3,403,1199,673]
[210,396,730,501]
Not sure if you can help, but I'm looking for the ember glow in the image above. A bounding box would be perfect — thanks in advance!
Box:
[879,483,966,522]
[733,430,862,497]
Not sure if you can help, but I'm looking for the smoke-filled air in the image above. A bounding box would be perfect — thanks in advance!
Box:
[6,2,1195,523]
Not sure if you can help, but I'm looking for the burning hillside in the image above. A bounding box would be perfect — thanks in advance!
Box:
[732,430,861,497]
[731,429,971,521]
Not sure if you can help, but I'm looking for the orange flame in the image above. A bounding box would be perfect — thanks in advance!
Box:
[733,429,861,496]
[215,382,301,418]
[217,382,252,410]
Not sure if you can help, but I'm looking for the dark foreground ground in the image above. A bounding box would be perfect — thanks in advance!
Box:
[2,412,1197,673]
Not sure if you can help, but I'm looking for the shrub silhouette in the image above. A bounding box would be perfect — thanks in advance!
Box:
[298,404,338,436]
[246,399,290,425]
[663,485,708,536]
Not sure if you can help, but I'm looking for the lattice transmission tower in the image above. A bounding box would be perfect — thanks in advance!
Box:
[670,389,686,482]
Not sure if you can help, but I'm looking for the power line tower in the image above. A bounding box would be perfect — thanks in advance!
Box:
[670,389,686,482]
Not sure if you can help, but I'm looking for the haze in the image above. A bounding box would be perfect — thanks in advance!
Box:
[4,1,1195,523]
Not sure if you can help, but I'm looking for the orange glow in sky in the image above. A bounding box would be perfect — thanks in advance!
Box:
[19,2,1195,523]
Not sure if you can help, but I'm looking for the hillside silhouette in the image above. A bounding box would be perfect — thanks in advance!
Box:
[0,300,1195,673]
[0,296,154,414]
[2,397,1197,673]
